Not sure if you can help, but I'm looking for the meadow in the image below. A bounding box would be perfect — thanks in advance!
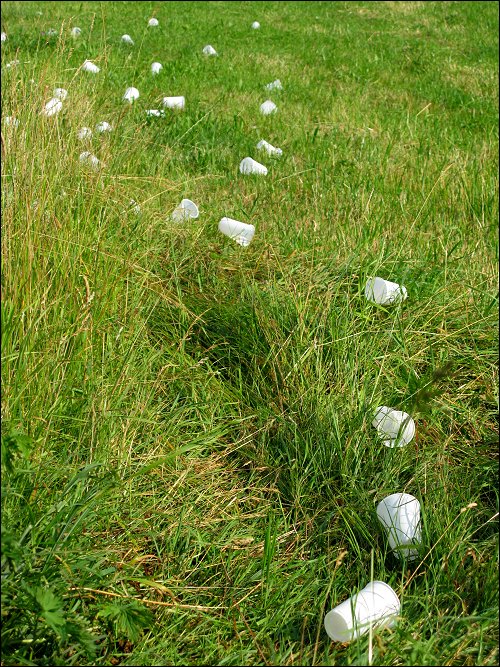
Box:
[1,1,498,665]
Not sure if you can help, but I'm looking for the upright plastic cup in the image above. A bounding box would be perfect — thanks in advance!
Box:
[82,60,100,73]
[43,98,63,117]
[365,277,407,305]
[376,493,422,561]
[203,44,217,56]
[256,139,282,157]
[260,100,277,115]
[251,21,260,29]
[151,62,163,75]
[372,406,415,448]
[239,157,268,176]
[121,34,134,45]
[324,581,400,643]
[163,96,185,110]
[123,86,139,103]
[219,218,255,247]
[148,18,159,27]
[172,199,199,222]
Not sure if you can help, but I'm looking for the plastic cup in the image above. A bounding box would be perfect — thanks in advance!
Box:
[129,200,141,215]
[239,157,268,176]
[79,151,100,170]
[324,581,400,643]
[77,126,93,140]
[372,406,415,448]
[151,62,163,75]
[43,97,63,116]
[260,100,277,115]
[95,121,112,133]
[256,139,282,157]
[251,21,260,29]
[146,109,165,117]
[265,79,283,91]
[3,116,19,128]
[163,96,185,110]
[1,32,7,42]
[365,277,407,305]
[203,44,217,56]
[376,493,422,561]
[53,88,68,101]
[71,27,82,38]
[123,86,139,103]
[148,18,159,27]
[121,34,134,45]
[5,60,20,69]
[218,217,255,247]
[82,60,100,73]
[171,199,199,222]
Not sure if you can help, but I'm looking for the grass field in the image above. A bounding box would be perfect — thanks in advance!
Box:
[1,1,498,665]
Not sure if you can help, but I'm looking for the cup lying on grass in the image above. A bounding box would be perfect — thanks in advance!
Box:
[218,218,255,247]
[163,96,185,110]
[77,126,92,140]
[260,100,277,115]
[121,34,134,45]
[146,109,165,117]
[376,493,422,561]
[95,121,112,133]
[324,581,400,642]
[151,62,163,75]
[251,21,260,29]
[265,79,283,91]
[3,116,20,128]
[148,18,159,27]
[79,151,100,170]
[71,26,82,38]
[82,60,99,73]
[239,157,268,175]
[256,139,282,157]
[203,44,217,56]
[123,86,139,103]
[372,406,415,448]
[53,88,68,101]
[365,276,407,305]
[43,97,63,116]
[172,199,199,222]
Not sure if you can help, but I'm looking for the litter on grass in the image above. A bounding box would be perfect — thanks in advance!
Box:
[95,121,112,133]
[163,96,185,109]
[240,157,268,175]
[146,109,165,117]
[219,217,255,246]
[151,62,163,75]
[82,60,100,73]
[3,116,20,128]
[372,406,415,448]
[256,139,282,156]
[121,34,134,45]
[5,60,20,69]
[172,199,199,222]
[365,276,407,305]
[376,493,422,561]
[260,100,277,115]
[129,200,141,215]
[71,27,82,38]
[43,97,63,116]
[53,88,68,101]
[123,86,140,103]
[203,44,217,56]
[251,21,260,29]
[77,126,93,140]
[148,18,159,27]
[1,32,7,42]
[79,151,100,169]
[265,79,283,91]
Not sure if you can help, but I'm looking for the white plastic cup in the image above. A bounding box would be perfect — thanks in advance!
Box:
[218,217,255,247]
[77,126,93,140]
[365,277,407,305]
[372,406,415,448]
[151,62,163,75]
[251,21,260,30]
[239,157,268,176]
[148,18,159,27]
[121,34,134,45]
[324,581,400,643]
[79,151,100,169]
[376,493,422,561]
[43,97,63,117]
[256,139,282,157]
[129,200,141,215]
[265,79,283,91]
[123,86,139,103]
[53,88,68,101]
[71,27,82,38]
[1,32,7,42]
[146,109,164,117]
[163,96,185,110]
[95,121,112,133]
[82,60,100,73]
[203,44,217,56]
[171,199,199,222]
[260,100,277,115]
[3,116,20,128]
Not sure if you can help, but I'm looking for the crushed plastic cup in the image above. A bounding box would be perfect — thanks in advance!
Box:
[77,126,93,140]
[129,199,141,215]
[53,88,68,101]
[239,157,268,176]
[146,109,165,117]
[151,62,163,75]
[43,97,63,117]
[95,121,112,133]
[203,44,217,56]
[218,217,255,247]
[251,21,260,29]
[79,151,100,170]
[3,116,19,128]
[324,581,400,643]
[376,493,422,561]
[82,60,100,73]
[163,96,185,110]
[123,86,139,103]
[372,406,415,448]
[148,18,159,27]
[71,26,82,38]
[1,32,7,42]
[256,139,282,157]
[364,277,407,305]
[260,100,277,115]
[121,34,134,45]
[265,79,283,91]
[171,199,199,222]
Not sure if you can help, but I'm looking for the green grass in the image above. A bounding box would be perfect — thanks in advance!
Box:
[1,1,498,665]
